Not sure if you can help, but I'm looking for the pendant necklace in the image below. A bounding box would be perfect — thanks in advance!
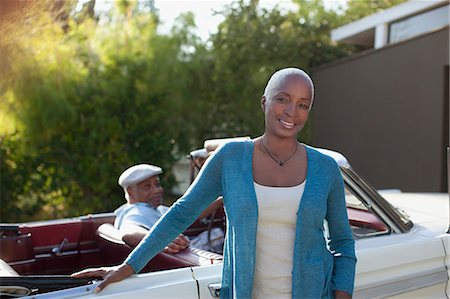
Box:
[262,139,298,167]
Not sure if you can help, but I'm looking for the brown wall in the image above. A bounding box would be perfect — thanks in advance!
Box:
[312,27,449,192]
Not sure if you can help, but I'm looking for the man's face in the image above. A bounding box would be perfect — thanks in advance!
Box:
[128,175,164,208]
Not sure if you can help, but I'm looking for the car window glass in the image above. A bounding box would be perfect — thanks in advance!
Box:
[345,185,390,239]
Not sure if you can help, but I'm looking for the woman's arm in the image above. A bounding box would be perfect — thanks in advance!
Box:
[72,143,229,292]
[125,144,226,272]
[326,160,357,296]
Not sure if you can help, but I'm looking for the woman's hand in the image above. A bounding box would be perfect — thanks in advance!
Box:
[71,263,135,293]
[164,234,190,253]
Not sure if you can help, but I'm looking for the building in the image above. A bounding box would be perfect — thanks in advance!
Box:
[312,0,449,192]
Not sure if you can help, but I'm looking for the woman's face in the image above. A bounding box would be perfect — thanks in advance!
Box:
[262,75,313,138]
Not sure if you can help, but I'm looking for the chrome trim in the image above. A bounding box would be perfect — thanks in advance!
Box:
[341,167,413,234]
[35,250,79,259]
[447,147,449,234]
[8,259,36,266]
[208,282,221,298]
[34,242,79,254]
[78,248,100,254]
[354,269,448,298]
[21,282,98,299]
[0,285,31,297]
[52,238,68,256]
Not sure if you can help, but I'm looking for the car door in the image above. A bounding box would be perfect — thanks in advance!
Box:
[25,267,200,299]
[343,169,449,299]
[354,232,448,298]
[190,264,222,299]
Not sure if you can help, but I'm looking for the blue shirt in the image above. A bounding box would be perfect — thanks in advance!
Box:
[114,203,169,231]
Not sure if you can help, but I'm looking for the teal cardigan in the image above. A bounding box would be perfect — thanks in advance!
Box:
[125,140,356,298]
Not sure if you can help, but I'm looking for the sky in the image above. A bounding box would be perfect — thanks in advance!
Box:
[154,0,297,40]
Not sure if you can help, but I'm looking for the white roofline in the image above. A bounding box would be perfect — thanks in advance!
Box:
[332,0,448,42]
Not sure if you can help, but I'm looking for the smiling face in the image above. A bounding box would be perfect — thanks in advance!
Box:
[262,74,313,139]
[127,175,164,208]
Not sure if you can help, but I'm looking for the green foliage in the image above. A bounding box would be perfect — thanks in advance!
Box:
[0,1,183,221]
[342,0,407,23]
[186,0,352,143]
[0,0,403,222]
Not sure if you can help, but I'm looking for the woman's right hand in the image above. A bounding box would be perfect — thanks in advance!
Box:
[71,263,135,293]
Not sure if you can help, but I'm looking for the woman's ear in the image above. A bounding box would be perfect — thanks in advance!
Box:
[261,96,266,112]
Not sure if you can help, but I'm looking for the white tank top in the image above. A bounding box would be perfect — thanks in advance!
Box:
[252,180,306,299]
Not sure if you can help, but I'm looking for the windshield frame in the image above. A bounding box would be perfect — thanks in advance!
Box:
[341,166,413,234]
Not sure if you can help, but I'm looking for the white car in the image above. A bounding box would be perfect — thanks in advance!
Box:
[1,147,449,299]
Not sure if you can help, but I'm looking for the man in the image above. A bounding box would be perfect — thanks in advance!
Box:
[115,164,223,253]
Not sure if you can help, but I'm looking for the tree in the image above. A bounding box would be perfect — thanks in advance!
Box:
[0,0,406,221]
[183,0,352,143]
[0,0,194,221]
[342,0,407,24]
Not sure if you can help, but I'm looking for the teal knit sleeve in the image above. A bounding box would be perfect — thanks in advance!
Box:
[326,160,357,295]
[124,143,227,273]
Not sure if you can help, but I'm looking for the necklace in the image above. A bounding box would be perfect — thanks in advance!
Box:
[261,139,298,167]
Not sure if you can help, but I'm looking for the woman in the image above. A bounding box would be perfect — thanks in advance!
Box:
[73,68,356,299]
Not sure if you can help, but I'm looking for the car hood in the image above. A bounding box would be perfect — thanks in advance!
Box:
[380,192,449,234]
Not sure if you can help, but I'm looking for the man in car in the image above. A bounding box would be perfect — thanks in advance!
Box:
[115,164,223,253]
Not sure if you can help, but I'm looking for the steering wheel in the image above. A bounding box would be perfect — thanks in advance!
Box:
[200,200,225,253]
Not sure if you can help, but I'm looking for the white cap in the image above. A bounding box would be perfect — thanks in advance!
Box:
[118,164,163,188]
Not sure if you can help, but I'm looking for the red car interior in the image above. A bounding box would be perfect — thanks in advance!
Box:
[0,207,384,275]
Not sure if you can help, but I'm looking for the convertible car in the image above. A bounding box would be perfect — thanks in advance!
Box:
[1,141,449,299]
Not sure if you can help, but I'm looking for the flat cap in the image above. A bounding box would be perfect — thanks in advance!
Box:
[118,164,163,188]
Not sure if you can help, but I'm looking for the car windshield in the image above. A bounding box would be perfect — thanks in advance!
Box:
[341,166,413,234]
